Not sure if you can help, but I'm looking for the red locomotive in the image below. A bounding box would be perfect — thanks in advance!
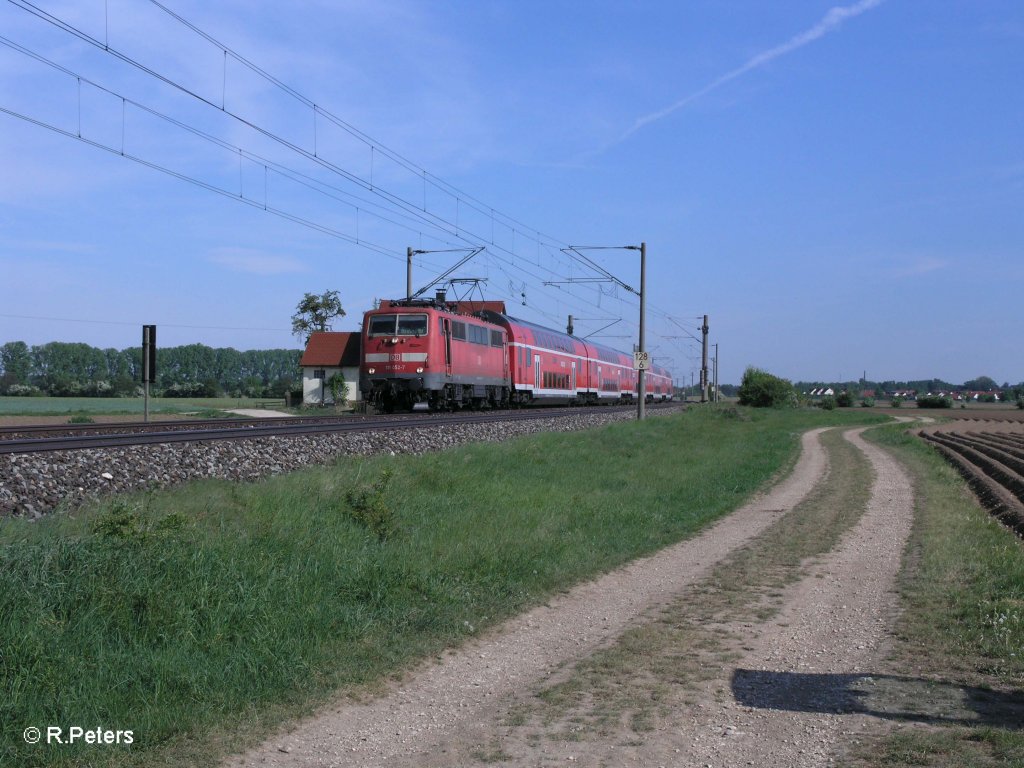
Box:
[360,297,673,411]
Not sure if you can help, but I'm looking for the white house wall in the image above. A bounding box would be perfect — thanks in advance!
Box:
[302,366,361,405]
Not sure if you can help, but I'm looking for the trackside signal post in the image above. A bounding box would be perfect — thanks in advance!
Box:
[142,325,156,423]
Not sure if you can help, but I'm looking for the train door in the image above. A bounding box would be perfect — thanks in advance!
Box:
[443,318,452,376]
[571,361,576,392]
[534,355,541,390]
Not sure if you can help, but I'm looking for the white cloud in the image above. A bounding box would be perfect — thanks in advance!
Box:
[208,247,306,275]
[890,256,948,278]
[615,0,887,147]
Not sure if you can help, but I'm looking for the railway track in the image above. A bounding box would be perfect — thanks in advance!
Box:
[0,403,680,455]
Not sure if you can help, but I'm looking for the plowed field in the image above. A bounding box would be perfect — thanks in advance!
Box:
[919,418,1024,535]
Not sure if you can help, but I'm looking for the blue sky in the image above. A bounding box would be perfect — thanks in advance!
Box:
[1,0,1021,386]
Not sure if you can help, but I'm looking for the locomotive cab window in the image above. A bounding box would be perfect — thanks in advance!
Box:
[452,321,466,341]
[396,314,428,336]
[368,313,428,337]
[368,314,397,337]
[490,330,503,348]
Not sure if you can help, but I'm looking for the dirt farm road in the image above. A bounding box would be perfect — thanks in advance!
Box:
[227,424,914,768]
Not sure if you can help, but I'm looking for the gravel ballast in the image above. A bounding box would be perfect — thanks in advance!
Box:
[0,411,644,518]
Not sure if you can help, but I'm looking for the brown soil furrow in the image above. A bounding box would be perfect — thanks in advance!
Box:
[921,433,1024,506]
[971,431,1024,452]
[941,433,1024,478]
[920,436,1024,536]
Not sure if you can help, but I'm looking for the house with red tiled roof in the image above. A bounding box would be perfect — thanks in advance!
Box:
[300,331,361,406]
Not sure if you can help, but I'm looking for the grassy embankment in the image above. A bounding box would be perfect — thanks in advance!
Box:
[856,424,1024,767]
[0,396,288,418]
[0,407,884,768]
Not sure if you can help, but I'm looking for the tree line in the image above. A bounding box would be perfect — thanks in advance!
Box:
[0,341,301,398]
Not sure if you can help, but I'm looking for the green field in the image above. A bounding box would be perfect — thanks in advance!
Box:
[0,396,287,417]
[3,406,1020,768]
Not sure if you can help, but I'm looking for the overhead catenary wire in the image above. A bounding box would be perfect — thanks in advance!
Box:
[0,312,290,333]
[3,0,634,320]
[4,1,703,361]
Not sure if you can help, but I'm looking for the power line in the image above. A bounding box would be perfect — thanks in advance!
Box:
[5,0,626,319]
[4,2,704,361]
[0,312,291,333]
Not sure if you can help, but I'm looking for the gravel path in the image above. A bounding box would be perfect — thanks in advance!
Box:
[224,428,832,768]
[679,426,914,767]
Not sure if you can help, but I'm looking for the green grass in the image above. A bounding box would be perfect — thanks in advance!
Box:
[851,424,1024,767]
[0,406,886,768]
[0,396,286,417]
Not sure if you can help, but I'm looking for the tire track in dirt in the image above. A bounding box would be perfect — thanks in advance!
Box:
[225,428,833,768]
[409,425,915,768]
[676,426,915,767]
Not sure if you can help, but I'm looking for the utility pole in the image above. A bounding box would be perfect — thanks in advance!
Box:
[700,314,709,403]
[713,343,719,403]
[558,243,647,422]
[637,242,646,421]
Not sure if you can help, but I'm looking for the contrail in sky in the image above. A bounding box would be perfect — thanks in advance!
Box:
[616,0,887,145]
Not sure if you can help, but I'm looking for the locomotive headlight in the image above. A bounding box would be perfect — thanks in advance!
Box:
[416,367,424,373]
[367,367,376,374]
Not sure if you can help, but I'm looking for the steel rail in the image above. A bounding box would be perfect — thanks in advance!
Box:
[0,404,679,455]
[0,412,417,436]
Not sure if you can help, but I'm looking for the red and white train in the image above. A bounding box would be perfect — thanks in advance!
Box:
[359,298,673,411]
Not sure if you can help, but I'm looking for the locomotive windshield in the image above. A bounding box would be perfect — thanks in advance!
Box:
[368,313,428,337]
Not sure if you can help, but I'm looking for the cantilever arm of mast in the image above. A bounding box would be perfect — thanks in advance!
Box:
[559,246,640,296]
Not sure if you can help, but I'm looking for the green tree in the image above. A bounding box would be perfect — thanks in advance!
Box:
[0,341,31,384]
[737,367,797,408]
[291,290,346,343]
[964,375,998,392]
[31,342,107,389]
